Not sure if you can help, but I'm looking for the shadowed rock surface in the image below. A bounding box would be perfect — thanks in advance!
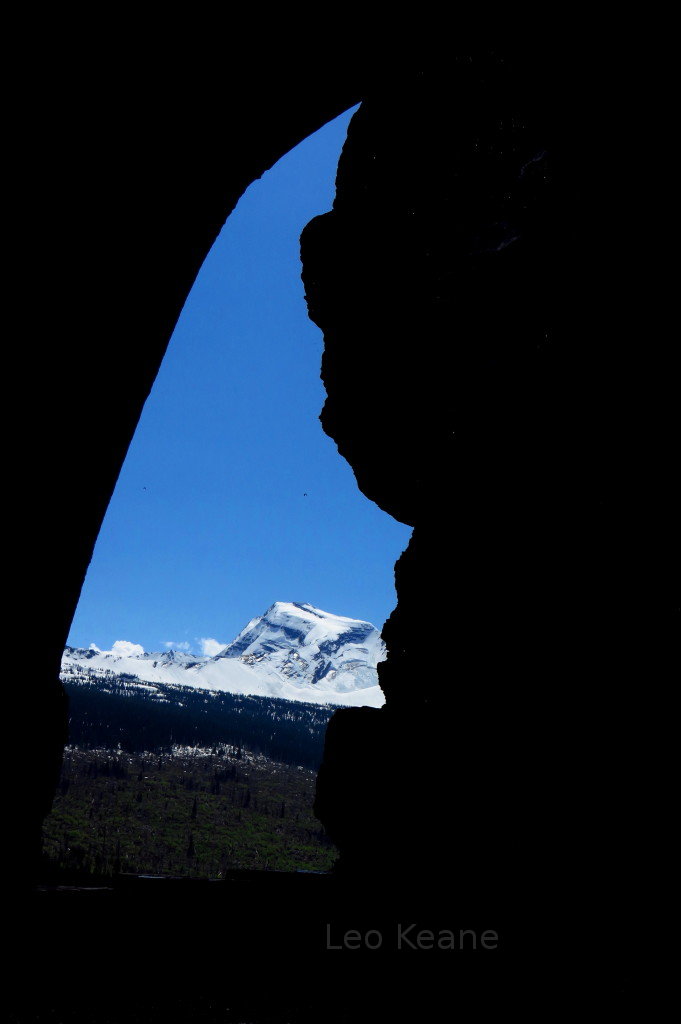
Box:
[302,46,678,969]
[10,34,674,1022]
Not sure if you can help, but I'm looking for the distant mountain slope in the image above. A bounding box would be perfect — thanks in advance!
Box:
[61,673,335,769]
[63,602,386,707]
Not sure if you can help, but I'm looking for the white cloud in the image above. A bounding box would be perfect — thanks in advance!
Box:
[199,637,227,657]
[89,643,101,652]
[111,640,145,657]
[163,641,191,651]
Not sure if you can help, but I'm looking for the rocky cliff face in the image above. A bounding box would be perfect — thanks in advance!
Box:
[301,51,679,923]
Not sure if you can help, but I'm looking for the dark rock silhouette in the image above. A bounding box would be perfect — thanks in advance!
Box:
[10,35,673,1022]
[303,46,677,980]
[303,56,564,897]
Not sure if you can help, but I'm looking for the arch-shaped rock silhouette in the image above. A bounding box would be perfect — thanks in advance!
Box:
[10,38,674,1020]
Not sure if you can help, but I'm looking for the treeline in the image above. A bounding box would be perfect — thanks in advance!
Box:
[62,675,336,770]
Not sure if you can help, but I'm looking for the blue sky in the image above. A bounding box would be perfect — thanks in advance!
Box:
[67,106,411,656]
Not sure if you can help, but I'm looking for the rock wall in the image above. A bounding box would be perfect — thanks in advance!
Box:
[302,50,679,931]
[11,35,675,1014]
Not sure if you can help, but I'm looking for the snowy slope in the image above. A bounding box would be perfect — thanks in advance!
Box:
[62,602,386,707]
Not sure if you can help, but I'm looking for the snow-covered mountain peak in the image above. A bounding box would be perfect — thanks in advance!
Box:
[62,603,386,707]
[220,601,377,662]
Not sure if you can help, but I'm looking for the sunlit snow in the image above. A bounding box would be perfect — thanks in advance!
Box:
[62,602,386,708]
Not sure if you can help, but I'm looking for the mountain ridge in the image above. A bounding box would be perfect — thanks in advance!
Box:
[63,602,386,707]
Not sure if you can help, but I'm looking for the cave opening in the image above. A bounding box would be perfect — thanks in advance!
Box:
[44,105,411,882]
